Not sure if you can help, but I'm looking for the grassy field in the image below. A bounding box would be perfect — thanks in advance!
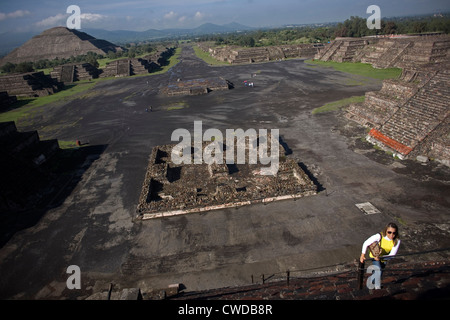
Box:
[312,95,365,114]
[305,59,402,80]
[192,45,230,66]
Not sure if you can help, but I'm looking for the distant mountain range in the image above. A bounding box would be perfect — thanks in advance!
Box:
[85,22,254,44]
[0,22,254,56]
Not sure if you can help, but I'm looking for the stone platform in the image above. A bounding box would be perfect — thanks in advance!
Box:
[136,141,317,219]
[160,77,231,96]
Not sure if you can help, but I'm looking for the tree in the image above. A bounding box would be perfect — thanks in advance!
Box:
[1,62,16,73]
[128,47,136,58]
[85,52,99,68]
[107,51,117,59]
[14,62,34,73]
[413,21,427,33]
[238,35,255,47]
[383,21,398,35]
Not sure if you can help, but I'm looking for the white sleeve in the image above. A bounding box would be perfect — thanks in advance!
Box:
[361,234,381,254]
[386,239,401,257]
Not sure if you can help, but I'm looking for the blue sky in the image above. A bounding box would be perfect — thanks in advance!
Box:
[0,0,449,32]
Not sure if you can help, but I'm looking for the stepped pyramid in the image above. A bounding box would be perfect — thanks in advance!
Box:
[0,71,63,97]
[0,27,123,65]
[347,63,449,162]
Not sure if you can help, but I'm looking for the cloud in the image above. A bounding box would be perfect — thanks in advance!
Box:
[164,11,178,20]
[80,13,107,22]
[36,12,107,27]
[162,10,208,26]
[194,11,205,20]
[35,13,67,27]
[0,10,31,21]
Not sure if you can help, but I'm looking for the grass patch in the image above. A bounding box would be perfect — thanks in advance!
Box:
[57,140,79,149]
[312,95,365,114]
[305,59,402,80]
[150,47,182,75]
[165,102,188,111]
[0,82,96,123]
[192,45,230,66]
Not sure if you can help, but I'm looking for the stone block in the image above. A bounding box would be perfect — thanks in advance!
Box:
[119,288,142,300]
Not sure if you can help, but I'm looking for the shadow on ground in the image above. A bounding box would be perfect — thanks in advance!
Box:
[0,144,107,247]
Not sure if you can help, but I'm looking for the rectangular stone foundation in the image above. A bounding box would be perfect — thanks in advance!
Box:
[161,77,231,96]
[136,141,317,219]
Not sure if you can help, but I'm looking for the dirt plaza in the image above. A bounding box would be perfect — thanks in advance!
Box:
[0,45,448,299]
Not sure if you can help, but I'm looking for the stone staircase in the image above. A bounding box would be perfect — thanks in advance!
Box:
[315,40,341,61]
[346,68,421,128]
[314,38,366,62]
[51,63,99,83]
[100,59,131,78]
[399,37,450,68]
[0,71,62,97]
[129,58,158,75]
[371,40,413,69]
[100,58,157,78]
[367,69,449,158]
[333,39,367,62]
[380,70,449,148]
[228,47,270,64]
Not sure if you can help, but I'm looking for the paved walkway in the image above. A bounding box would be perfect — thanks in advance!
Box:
[170,260,449,300]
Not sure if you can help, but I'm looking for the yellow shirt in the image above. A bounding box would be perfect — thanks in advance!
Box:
[368,235,395,259]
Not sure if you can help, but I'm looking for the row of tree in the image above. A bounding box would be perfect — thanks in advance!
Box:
[196,15,449,47]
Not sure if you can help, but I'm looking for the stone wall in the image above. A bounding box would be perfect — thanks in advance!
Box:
[0,71,62,97]
[51,62,99,83]
[198,43,322,64]
[316,35,450,70]
[99,51,166,78]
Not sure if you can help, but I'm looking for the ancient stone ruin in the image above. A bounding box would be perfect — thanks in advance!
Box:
[50,62,99,83]
[0,71,62,97]
[315,35,450,164]
[136,138,317,219]
[198,43,323,64]
[0,27,123,65]
[347,63,449,163]
[315,35,450,68]
[100,58,159,78]
[160,77,231,96]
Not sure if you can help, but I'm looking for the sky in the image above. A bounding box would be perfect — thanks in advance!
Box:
[0,0,449,33]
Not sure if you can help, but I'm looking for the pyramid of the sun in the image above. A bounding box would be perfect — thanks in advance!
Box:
[0,27,123,65]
